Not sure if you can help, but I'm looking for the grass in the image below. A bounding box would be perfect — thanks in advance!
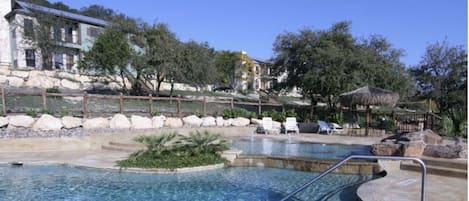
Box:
[117,151,228,169]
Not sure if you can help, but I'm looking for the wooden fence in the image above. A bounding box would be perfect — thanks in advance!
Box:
[0,88,291,118]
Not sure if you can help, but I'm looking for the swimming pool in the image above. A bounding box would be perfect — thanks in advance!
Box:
[0,165,375,201]
[229,138,372,159]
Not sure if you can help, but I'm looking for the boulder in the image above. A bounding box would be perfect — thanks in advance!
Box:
[182,115,202,127]
[164,117,183,128]
[109,114,131,129]
[7,76,24,87]
[130,115,152,129]
[0,117,8,128]
[250,118,262,126]
[57,72,75,80]
[32,114,63,131]
[231,117,250,127]
[60,79,80,90]
[401,141,426,157]
[8,115,35,128]
[372,142,401,156]
[62,116,82,129]
[0,75,7,84]
[11,70,29,78]
[424,144,466,158]
[399,132,422,142]
[421,130,443,145]
[223,118,233,127]
[152,115,166,128]
[83,117,109,129]
[215,116,224,127]
[201,116,216,127]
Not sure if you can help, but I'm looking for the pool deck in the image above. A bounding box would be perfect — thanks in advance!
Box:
[0,129,467,201]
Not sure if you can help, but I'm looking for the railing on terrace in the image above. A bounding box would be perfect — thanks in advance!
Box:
[280,155,427,201]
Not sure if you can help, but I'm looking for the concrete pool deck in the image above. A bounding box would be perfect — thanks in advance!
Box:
[0,128,467,201]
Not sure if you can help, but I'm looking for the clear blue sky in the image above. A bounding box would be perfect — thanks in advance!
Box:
[51,0,467,66]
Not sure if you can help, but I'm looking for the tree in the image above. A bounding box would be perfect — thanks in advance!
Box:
[271,21,414,113]
[179,41,217,91]
[80,26,132,91]
[411,39,467,114]
[214,51,240,88]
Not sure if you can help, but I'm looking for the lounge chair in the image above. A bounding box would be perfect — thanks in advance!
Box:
[329,122,344,135]
[285,117,299,135]
[317,120,332,135]
[257,117,280,134]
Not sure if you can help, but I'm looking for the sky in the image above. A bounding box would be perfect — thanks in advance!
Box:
[50,0,467,66]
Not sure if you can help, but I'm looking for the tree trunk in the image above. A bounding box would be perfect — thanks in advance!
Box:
[170,79,175,99]
[120,70,127,94]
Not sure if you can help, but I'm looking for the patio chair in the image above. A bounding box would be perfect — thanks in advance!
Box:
[260,117,280,134]
[329,122,344,135]
[285,117,299,135]
[317,120,332,135]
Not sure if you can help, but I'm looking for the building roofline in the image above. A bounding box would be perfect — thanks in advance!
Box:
[5,1,109,27]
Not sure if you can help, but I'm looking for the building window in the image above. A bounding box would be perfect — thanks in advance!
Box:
[66,54,74,70]
[66,27,73,43]
[53,26,62,41]
[25,49,35,67]
[54,53,63,70]
[88,27,100,37]
[24,19,33,37]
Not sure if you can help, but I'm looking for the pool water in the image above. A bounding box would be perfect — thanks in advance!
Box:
[0,165,375,201]
[230,138,372,159]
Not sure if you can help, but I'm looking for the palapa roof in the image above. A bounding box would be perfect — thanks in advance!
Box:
[339,86,399,107]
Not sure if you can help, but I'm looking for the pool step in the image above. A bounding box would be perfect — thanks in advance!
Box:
[400,157,467,178]
[101,141,145,152]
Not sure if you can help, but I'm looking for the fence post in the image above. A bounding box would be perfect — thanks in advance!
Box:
[258,98,262,116]
[177,96,182,118]
[230,97,234,109]
[149,94,153,116]
[203,96,207,116]
[119,92,123,114]
[83,92,88,118]
[42,89,47,113]
[1,88,5,115]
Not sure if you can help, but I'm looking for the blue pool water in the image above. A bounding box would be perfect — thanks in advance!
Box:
[0,165,374,201]
[230,138,372,159]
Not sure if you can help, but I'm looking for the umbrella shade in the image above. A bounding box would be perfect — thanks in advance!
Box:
[339,86,399,107]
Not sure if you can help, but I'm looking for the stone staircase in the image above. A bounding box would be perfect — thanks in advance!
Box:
[101,141,145,153]
[400,156,467,178]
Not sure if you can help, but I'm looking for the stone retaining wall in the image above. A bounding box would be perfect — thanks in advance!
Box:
[231,155,380,175]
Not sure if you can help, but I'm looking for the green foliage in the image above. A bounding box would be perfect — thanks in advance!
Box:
[44,109,53,115]
[376,117,396,132]
[326,112,344,124]
[26,109,38,118]
[223,108,255,118]
[441,116,455,137]
[441,108,467,137]
[151,111,160,117]
[60,111,69,117]
[119,131,228,169]
[297,110,318,122]
[411,39,467,114]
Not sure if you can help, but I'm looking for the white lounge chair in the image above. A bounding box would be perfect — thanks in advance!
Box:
[262,117,280,134]
[285,117,299,135]
[329,122,344,135]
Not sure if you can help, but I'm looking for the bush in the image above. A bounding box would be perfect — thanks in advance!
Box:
[297,110,318,122]
[151,110,160,117]
[118,131,228,169]
[26,109,38,118]
[326,112,344,124]
[377,117,396,132]
[261,109,297,122]
[223,108,255,119]
[46,87,61,93]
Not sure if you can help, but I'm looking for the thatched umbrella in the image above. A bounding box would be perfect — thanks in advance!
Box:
[339,86,399,136]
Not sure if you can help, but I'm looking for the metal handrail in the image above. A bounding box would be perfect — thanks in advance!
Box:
[280,155,426,201]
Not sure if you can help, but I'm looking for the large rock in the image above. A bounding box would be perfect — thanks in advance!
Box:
[7,76,24,87]
[399,130,443,145]
[182,115,202,127]
[250,118,262,126]
[8,115,35,128]
[401,141,426,157]
[424,144,467,158]
[130,115,152,129]
[62,116,82,129]
[0,75,7,84]
[57,72,75,80]
[164,117,183,128]
[32,114,63,131]
[372,142,401,156]
[83,117,109,129]
[152,115,166,128]
[223,118,233,127]
[11,71,29,78]
[215,116,224,127]
[0,117,9,128]
[201,116,216,127]
[231,117,250,127]
[109,114,131,129]
[60,79,80,90]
